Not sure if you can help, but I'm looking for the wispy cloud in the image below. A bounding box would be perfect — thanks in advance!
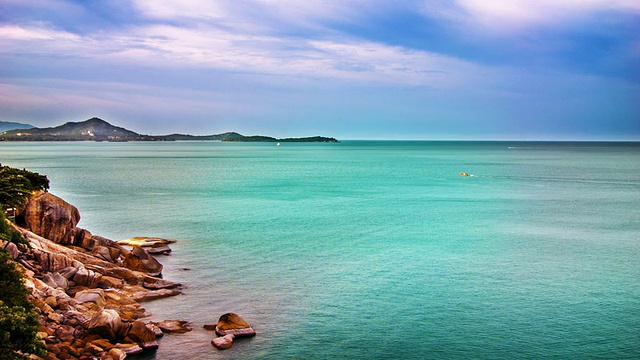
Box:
[424,0,640,31]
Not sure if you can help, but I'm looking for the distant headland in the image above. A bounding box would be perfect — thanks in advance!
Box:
[0,117,338,143]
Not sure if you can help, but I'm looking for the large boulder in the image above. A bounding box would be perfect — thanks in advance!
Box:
[215,313,256,337]
[18,191,80,244]
[86,309,123,341]
[123,246,163,276]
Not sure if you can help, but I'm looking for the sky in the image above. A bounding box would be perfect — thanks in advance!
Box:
[1,0,638,140]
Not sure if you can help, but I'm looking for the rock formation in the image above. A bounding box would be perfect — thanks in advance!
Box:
[215,313,256,337]
[6,191,185,359]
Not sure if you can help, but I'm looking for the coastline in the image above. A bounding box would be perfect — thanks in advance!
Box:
[4,190,187,359]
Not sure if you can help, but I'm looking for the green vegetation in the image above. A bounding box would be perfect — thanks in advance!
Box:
[0,165,49,209]
[0,212,28,247]
[0,165,47,359]
[0,249,44,359]
[0,165,49,247]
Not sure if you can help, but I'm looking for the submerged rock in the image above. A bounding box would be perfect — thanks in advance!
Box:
[215,313,256,337]
[148,243,172,255]
[116,237,176,247]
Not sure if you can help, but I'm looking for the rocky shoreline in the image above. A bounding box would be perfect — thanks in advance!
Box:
[2,190,189,359]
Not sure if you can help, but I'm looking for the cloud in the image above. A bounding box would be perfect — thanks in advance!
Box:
[424,0,640,31]
[0,19,485,90]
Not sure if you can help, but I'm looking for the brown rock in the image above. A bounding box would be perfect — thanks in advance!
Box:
[146,323,164,337]
[85,309,123,341]
[116,237,176,247]
[125,320,158,350]
[203,324,217,331]
[58,267,78,279]
[90,339,113,351]
[54,325,76,343]
[131,288,181,302]
[92,246,112,262]
[154,320,192,334]
[215,313,256,337]
[212,334,235,350]
[73,266,102,288]
[113,343,143,355]
[48,312,64,323]
[147,243,171,255]
[44,296,58,308]
[107,348,126,360]
[97,276,123,289]
[1,240,19,259]
[62,311,88,327]
[74,289,106,307]
[122,246,163,276]
[18,191,80,244]
[43,272,69,290]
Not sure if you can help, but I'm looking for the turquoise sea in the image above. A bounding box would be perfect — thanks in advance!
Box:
[1,141,639,359]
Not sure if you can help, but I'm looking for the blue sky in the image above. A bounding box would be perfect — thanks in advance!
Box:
[1,0,638,139]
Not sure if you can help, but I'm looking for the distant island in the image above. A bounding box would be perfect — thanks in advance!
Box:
[0,120,35,132]
[0,117,338,143]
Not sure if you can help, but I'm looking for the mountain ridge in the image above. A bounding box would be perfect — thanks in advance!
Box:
[0,120,35,132]
[0,117,338,143]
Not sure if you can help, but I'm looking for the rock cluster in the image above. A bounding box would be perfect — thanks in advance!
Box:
[6,191,185,359]
[209,313,256,350]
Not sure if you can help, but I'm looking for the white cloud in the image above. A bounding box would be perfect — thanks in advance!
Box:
[0,25,80,41]
[1,20,486,90]
[423,0,640,31]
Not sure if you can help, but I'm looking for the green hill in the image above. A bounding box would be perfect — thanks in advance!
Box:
[0,121,35,132]
[0,117,338,143]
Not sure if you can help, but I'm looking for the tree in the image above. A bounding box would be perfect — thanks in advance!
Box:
[0,211,28,247]
[0,164,49,210]
[0,249,44,359]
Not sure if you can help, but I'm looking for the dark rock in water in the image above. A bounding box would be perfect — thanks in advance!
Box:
[215,313,256,337]
[148,243,171,255]
[123,245,163,276]
[153,319,192,333]
[203,324,217,331]
[212,334,235,350]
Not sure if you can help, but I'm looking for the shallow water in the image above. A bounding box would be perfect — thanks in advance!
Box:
[2,141,639,359]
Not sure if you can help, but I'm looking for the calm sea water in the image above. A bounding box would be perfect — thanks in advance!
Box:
[1,141,639,359]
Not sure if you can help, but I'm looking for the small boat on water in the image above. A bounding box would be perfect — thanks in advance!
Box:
[460,172,469,177]
[277,142,281,146]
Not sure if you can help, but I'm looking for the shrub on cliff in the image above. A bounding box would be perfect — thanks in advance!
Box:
[0,249,44,359]
[0,212,28,247]
[0,164,49,210]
